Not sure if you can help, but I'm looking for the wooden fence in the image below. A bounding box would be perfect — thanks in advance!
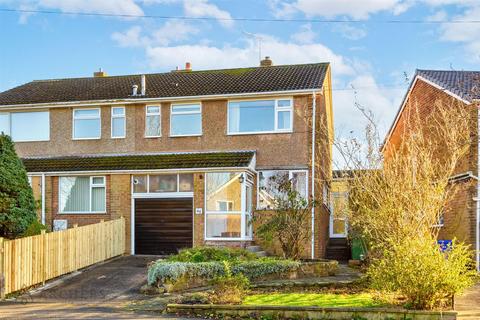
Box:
[0,217,125,298]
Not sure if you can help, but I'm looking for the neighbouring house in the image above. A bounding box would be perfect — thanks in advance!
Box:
[382,69,480,270]
[0,58,334,258]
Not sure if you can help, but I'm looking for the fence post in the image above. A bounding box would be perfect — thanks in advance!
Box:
[0,237,5,299]
[73,224,78,271]
[41,230,46,286]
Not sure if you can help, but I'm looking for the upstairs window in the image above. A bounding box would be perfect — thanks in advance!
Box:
[228,98,293,134]
[73,109,101,139]
[145,106,161,137]
[111,107,126,138]
[170,103,202,136]
[0,111,50,142]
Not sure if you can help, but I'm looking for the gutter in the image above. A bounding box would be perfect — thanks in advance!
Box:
[311,91,316,259]
[0,89,323,111]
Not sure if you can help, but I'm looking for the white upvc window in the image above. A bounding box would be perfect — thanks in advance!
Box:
[145,106,161,137]
[73,108,101,140]
[170,103,202,137]
[111,106,126,139]
[227,98,293,135]
[205,172,253,240]
[0,111,50,142]
[132,173,194,194]
[59,176,106,214]
[257,169,308,210]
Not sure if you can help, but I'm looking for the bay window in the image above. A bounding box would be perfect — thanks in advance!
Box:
[170,103,202,136]
[59,176,106,213]
[228,98,293,134]
[258,170,308,210]
[73,109,101,139]
[111,107,126,138]
[145,106,161,137]
[205,172,253,240]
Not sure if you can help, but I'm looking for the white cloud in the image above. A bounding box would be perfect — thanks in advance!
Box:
[112,21,198,48]
[274,0,404,19]
[291,24,316,44]
[182,0,233,28]
[333,24,367,40]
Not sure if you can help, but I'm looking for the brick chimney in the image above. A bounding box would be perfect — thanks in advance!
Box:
[94,68,107,77]
[185,62,192,71]
[260,56,273,67]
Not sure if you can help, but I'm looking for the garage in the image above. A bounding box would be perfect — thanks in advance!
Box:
[134,198,193,255]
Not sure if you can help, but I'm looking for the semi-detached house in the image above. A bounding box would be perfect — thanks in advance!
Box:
[0,58,334,259]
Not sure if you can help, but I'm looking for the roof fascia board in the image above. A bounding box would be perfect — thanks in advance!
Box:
[26,166,255,176]
[0,88,323,110]
[381,74,472,152]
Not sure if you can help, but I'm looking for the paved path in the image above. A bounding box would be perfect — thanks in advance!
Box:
[456,282,480,319]
[0,256,195,319]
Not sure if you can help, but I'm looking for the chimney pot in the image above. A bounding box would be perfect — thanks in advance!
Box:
[260,56,273,67]
[94,68,107,77]
[185,62,192,71]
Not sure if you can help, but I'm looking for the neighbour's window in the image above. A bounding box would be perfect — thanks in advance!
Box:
[132,174,193,193]
[59,176,106,213]
[258,170,308,210]
[73,109,101,139]
[145,106,161,137]
[0,111,50,141]
[205,172,242,238]
[111,107,126,138]
[170,104,202,136]
[228,98,293,134]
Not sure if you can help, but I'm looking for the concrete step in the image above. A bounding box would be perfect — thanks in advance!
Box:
[246,245,262,253]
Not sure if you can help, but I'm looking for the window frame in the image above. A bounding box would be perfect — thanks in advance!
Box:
[256,169,309,210]
[145,105,161,138]
[72,108,101,140]
[0,111,50,142]
[170,103,203,137]
[204,172,253,241]
[132,173,194,194]
[58,175,107,214]
[111,106,126,139]
[227,97,293,135]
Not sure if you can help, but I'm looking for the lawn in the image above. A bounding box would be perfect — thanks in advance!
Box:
[243,293,385,308]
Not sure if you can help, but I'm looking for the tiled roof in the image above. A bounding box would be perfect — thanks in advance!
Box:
[0,63,329,106]
[22,151,255,172]
[416,69,480,102]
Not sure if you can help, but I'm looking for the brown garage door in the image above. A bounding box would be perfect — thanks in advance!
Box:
[135,198,193,255]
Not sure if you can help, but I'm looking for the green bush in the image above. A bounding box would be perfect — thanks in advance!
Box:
[368,238,476,310]
[0,133,37,238]
[211,261,250,304]
[167,246,258,263]
[231,259,301,280]
[177,292,212,305]
[22,220,48,237]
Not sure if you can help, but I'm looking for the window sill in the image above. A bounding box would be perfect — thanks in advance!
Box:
[14,139,50,143]
[169,134,203,138]
[111,136,126,139]
[227,130,293,136]
[58,212,107,215]
[205,237,253,241]
[144,135,162,139]
[72,137,101,141]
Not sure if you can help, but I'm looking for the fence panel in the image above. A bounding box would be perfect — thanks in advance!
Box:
[0,217,125,297]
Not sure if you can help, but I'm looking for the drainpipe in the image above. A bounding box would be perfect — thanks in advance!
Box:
[477,105,480,271]
[311,92,317,259]
[41,173,46,225]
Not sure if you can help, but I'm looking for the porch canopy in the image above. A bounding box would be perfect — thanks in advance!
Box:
[21,150,256,173]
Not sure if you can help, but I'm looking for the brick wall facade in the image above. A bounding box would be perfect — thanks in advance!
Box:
[384,77,478,249]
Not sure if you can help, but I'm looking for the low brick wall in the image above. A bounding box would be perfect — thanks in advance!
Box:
[166,304,457,320]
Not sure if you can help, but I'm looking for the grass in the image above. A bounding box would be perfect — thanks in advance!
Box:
[243,293,386,308]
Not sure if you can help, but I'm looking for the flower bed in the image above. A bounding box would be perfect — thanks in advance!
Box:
[147,247,339,293]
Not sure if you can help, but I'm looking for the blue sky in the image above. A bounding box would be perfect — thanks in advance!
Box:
[0,0,479,154]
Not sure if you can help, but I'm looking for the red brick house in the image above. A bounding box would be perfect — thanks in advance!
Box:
[383,69,480,270]
[0,59,334,258]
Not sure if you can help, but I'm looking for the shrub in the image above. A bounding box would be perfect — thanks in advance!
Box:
[231,259,301,280]
[210,261,250,304]
[177,292,212,305]
[0,133,37,238]
[368,238,476,310]
[147,261,225,285]
[22,220,48,237]
[167,246,258,263]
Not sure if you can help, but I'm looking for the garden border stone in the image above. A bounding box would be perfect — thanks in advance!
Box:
[166,304,457,320]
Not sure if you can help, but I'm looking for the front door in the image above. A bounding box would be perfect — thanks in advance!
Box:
[329,192,348,238]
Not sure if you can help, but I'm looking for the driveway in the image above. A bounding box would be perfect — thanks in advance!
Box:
[0,256,193,319]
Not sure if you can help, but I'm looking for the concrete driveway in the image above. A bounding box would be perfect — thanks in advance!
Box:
[0,256,193,319]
